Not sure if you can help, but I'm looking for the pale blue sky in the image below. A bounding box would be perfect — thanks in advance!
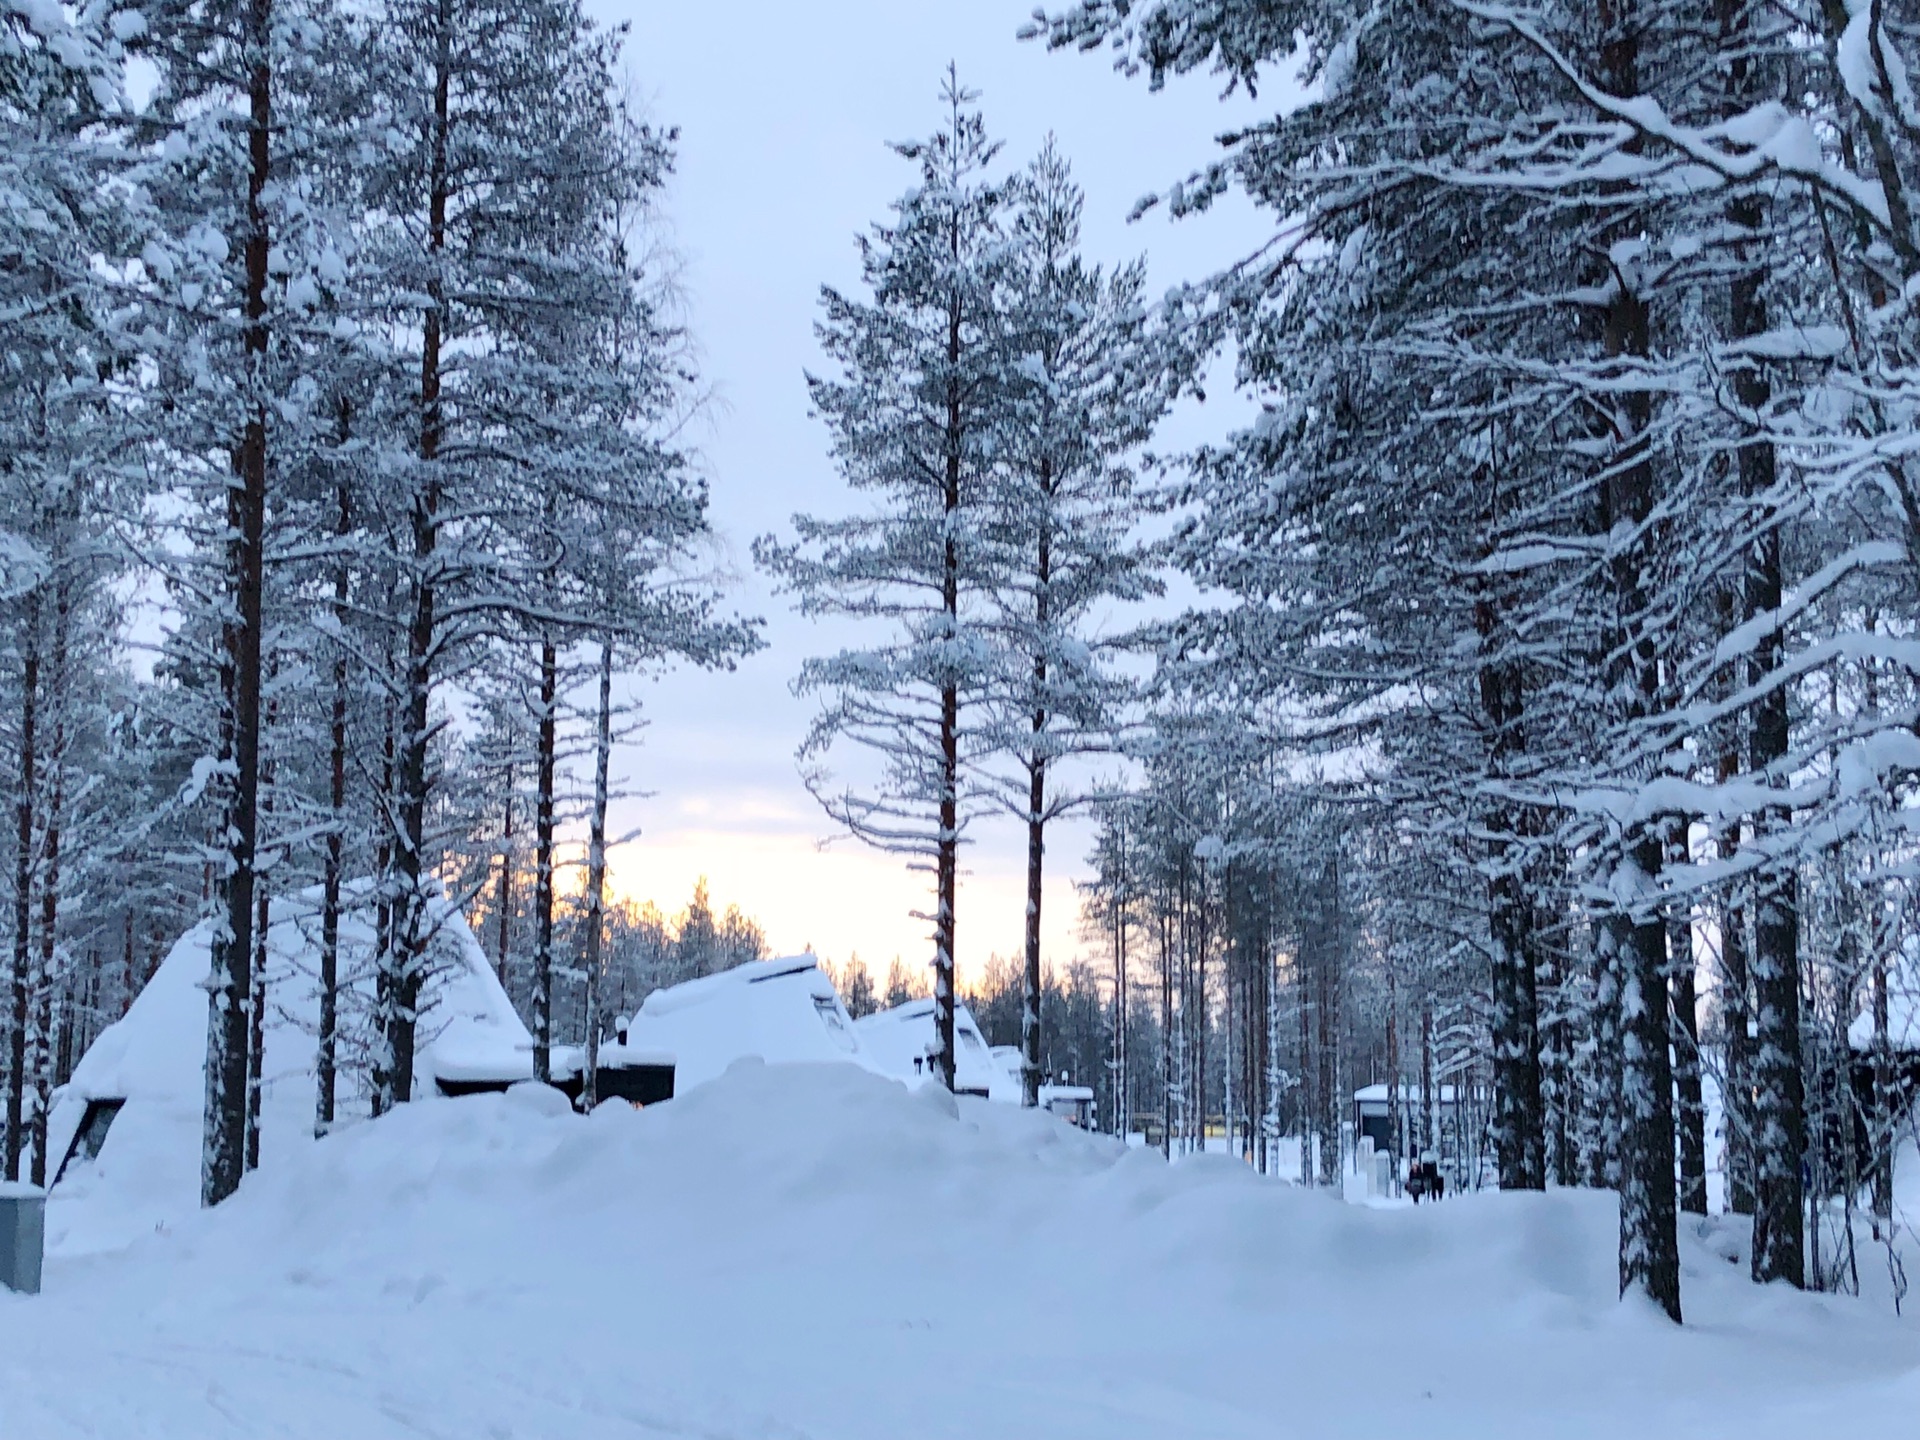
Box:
[587,1,1278,980]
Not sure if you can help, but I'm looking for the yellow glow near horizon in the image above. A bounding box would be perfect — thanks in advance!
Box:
[603,822,1091,993]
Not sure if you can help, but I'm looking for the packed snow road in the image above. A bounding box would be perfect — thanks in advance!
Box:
[2,1063,1914,1439]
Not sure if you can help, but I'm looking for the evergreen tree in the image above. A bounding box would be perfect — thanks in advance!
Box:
[758,72,1019,1090]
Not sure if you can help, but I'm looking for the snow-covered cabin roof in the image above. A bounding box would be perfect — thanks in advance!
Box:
[1354,1083,1460,1111]
[856,999,1015,1101]
[593,955,874,1093]
[1040,1083,1094,1104]
[44,885,530,1253]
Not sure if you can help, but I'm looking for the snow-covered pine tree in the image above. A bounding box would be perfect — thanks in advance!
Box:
[135,0,367,1203]
[347,0,682,1107]
[982,141,1176,1106]
[758,72,1020,1091]
[1,0,145,1181]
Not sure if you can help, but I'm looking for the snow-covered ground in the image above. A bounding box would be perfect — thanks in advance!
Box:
[4,1062,1916,1439]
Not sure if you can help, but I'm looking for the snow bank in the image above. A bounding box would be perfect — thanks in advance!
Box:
[42,887,529,1254]
[4,1063,1915,1439]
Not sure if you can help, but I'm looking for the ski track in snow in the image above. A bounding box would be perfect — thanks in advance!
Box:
[3,1062,1917,1439]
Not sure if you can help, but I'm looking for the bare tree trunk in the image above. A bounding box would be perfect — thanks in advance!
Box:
[370,691,394,1118]
[1595,0,1681,1321]
[1748,877,1804,1285]
[316,434,349,1138]
[27,578,67,1188]
[1488,846,1544,1190]
[1420,990,1436,1159]
[1112,831,1128,1139]
[1386,966,1401,1192]
[380,0,453,1115]
[121,912,135,1019]
[245,682,275,1173]
[1019,464,1053,1108]
[1477,467,1545,1191]
[203,0,273,1206]
[495,773,513,989]
[532,638,557,1085]
[1714,0,1804,1289]
[1022,749,1045,1107]
[1671,903,1709,1216]
[1744,514,1804,1286]
[1314,856,1340,1188]
[1872,936,1894,1224]
[1190,856,1205,1152]
[1163,899,1175,1160]
[580,642,614,1113]
[246,868,267,1170]
[1301,955,1315,1183]
[5,592,37,1182]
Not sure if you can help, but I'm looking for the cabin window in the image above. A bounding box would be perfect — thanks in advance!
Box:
[813,995,858,1052]
[55,1098,126,1185]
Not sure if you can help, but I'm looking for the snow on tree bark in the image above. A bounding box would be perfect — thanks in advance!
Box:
[203,0,275,1208]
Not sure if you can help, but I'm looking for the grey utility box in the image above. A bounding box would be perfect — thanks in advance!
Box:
[0,1182,45,1295]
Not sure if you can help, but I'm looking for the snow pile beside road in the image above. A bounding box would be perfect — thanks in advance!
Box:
[5,1062,1917,1439]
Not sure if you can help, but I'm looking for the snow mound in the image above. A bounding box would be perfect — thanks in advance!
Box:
[43,886,529,1255]
[5,1064,1917,1439]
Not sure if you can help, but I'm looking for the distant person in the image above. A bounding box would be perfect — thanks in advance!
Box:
[1411,1150,1443,1203]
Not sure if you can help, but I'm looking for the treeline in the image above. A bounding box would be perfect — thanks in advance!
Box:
[1,0,752,1198]
[465,874,769,1039]
[1021,0,1920,1321]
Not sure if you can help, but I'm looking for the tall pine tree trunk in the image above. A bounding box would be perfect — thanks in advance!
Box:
[245,682,275,1173]
[1670,881,1709,1216]
[1716,0,1806,1287]
[27,575,67,1188]
[1420,999,1435,1158]
[1190,864,1205,1159]
[370,688,395,1116]
[6,590,37,1181]
[580,641,614,1113]
[1300,954,1315,1182]
[1021,749,1045,1107]
[1164,901,1176,1160]
[1600,0,1680,1319]
[929,290,963,1095]
[495,775,513,989]
[1718,812,1754,1214]
[1110,822,1128,1139]
[1871,940,1894,1225]
[1020,456,1054,1109]
[382,0,454,1114]
[317,440,349,1138]
[532,638,557,1085]
[1738,321,1804,1288]
[1478,452,1545,1190]
[203,0,273,1205]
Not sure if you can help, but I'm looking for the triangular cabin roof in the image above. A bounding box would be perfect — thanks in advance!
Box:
[45,885,529,1253]
[856,998,1015,1102]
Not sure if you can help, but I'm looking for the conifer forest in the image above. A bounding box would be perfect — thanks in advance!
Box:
[6,3,1920,1435]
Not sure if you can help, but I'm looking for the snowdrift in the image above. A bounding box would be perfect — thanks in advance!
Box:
[6,1062,1915,1439]
[43,886,530,1254]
